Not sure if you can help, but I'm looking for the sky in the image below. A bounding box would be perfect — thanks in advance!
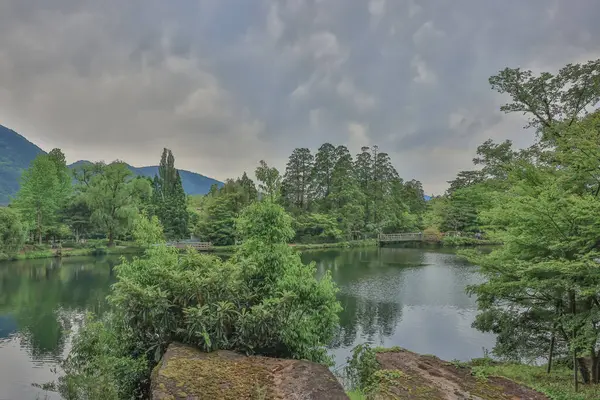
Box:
[0,1,599,195]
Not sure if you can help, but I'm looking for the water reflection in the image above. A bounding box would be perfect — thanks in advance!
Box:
[0,248,494,399]
[0,256,120,400]
[302,247,495,366]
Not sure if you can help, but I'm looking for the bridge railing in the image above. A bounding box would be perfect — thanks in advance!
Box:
[166,241,213,251]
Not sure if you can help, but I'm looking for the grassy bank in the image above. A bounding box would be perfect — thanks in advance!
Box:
[441,236,501,247]
[4,245,143,261]
[467,362,600,400]
[212,239,378,253]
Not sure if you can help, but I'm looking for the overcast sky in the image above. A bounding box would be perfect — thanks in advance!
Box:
[1,0,599,194]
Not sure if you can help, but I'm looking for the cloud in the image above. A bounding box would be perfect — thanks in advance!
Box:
[0,0,598,194]
[411,55,437,84]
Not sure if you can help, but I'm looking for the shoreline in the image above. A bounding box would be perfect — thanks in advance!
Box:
[2,237,498,262]
[2,246,143,262]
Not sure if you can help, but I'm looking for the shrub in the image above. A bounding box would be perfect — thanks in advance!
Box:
[61,202,341,398]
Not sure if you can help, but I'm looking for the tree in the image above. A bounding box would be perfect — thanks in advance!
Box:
[255,160,281,200]
[0,207,26,258]
[282,148,314,210]
[86,162,151,246]
[489,59,600,141]
[14,154,62,244]
[467,62,600,388]
[61,196,93,242]
[151,149,189,239]
[238,172,258,205]
[330,146,365,238]
[311,143,337,210]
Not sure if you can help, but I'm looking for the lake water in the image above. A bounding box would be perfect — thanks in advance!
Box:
[0,247,495,399]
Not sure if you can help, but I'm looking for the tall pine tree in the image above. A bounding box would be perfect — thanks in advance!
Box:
[152,148,189,239]
[282,148,314,210]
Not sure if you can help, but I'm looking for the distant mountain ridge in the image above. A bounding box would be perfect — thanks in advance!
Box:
[69,160,224,195]
[0,124,223,204]
[0,124,46,204]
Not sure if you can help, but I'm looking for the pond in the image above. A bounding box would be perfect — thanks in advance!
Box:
[0,247,495,399]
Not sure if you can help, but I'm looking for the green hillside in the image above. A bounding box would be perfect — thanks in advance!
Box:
[0,125,223,204]
[0,124,45,204]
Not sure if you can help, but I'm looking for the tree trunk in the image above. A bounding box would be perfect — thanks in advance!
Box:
[37,209,42,245]
[577,352,600,384]
[108,230,114,247]
[547,330,555,374]
[571,291,578,392]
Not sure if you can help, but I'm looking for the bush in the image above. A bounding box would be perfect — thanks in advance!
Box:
[61,201,341,399]
[59,314,148,400]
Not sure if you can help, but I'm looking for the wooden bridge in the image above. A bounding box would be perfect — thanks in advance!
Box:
[378,232,461,245]
[166,241,213,251]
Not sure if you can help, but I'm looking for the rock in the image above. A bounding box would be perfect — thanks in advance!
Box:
[373,348,549,400]
[151,342,348,400]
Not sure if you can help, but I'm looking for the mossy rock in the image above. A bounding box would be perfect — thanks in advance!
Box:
[151,343,348,400]
[372,348,549,400]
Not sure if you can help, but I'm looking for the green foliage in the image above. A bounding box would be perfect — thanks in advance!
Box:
[471,363,600,400]
[58,314,149,400]
[13,152,72,244]
[62,197,341,398]
[151,148,189,239]
[255,160,281,201]
[0,206,26,258]
[194,177,257,245]
[292,212,342,243]
[465,59,600,387]
[85,162,151,246]
[345,343,380,392]
[132,212,164,247]
[282,148,313,210]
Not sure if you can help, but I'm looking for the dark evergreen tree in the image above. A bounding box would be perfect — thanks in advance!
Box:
[282,148,313,210]
[310,143,336,210]
[152,148,189,239]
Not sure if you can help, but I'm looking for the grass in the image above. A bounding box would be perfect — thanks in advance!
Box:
[472,363,600,400]
[346,389,367,399]
[8,245,143,261]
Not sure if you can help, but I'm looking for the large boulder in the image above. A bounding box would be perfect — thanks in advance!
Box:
[373,348,549,400]
[151,343,348,400]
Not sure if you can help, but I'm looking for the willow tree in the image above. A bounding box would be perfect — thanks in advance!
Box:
[86,162,151,246]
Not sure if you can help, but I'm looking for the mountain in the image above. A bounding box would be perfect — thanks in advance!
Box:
[0,124,46,204]
[0,124,223,204]
[69,161,223,195]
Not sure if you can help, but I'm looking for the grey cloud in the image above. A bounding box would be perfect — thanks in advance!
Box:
[0,0,599,195]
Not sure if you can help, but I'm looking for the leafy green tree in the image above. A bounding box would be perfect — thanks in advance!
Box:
[14,154,62,244]
[489,59,600,141]
[292,212,343,243]
[0,207,26,258]
[238,172,258,205]
[255,160,281,200]
[467,61,600,388]
[86,162,151,246]
[61,196,93,242]
[193,178,256,245]
[282,148,314,210]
